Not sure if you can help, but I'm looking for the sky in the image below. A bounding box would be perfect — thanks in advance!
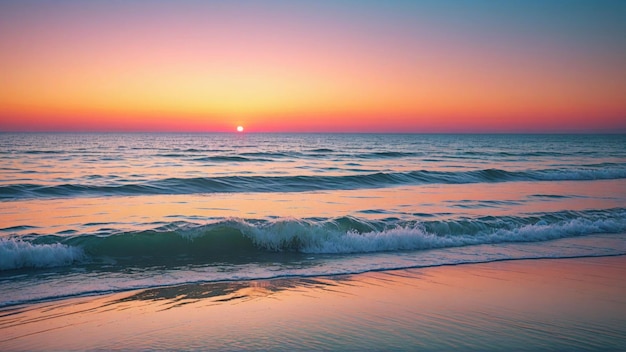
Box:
[1,0,625,133]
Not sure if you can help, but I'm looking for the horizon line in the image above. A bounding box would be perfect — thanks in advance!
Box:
[2,130,626,135]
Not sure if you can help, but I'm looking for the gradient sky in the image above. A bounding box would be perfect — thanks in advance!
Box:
[1,0,625,132]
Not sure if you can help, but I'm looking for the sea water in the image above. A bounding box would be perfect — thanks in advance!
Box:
[1,133,625,307]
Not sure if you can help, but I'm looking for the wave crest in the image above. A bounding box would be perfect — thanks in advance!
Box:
[3,209,624,270]
[0,238,84,270]
[240,213,626,254]
[2,166,625,200]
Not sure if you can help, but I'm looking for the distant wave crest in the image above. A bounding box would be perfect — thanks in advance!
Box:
[1,166,625,200]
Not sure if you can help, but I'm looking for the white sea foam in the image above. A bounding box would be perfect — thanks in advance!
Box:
[532,167,626,181]
[0,238,84,270]
[241,216,626,254]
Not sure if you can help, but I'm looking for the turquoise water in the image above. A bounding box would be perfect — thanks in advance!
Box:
[1,133,625,307]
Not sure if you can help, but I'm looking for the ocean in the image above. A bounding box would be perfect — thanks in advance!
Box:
[1,133,625,308]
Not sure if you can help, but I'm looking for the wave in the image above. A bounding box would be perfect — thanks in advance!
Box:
[2,166,625,200]
[192,156,259,162]
[357,151,420,158]
[0,238,84,270]
[21,150,65,155]
[307,148,334,153]
[242,210,626,254]
[2,209,624,271]
[460,150,601,158]
[239,152,293,158]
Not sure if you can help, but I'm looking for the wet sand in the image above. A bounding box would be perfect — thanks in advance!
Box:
[2,255,626,351]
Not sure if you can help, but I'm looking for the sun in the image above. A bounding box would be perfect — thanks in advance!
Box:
[236,126,244,132]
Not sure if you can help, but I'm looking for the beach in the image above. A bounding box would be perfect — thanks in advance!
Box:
[2,0,626,349]
[2,255,625,351]
[1,133,625,351]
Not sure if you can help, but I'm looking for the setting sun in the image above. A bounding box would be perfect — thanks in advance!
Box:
[237,126,244,132]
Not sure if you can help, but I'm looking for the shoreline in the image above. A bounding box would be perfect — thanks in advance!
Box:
[2,254,626,351]
[3,251,625,310]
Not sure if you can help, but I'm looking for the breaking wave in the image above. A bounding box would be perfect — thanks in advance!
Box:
[0,239,84,270]
[2,208,624,271]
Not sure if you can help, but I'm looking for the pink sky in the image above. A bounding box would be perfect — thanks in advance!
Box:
[1,1,625,132]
